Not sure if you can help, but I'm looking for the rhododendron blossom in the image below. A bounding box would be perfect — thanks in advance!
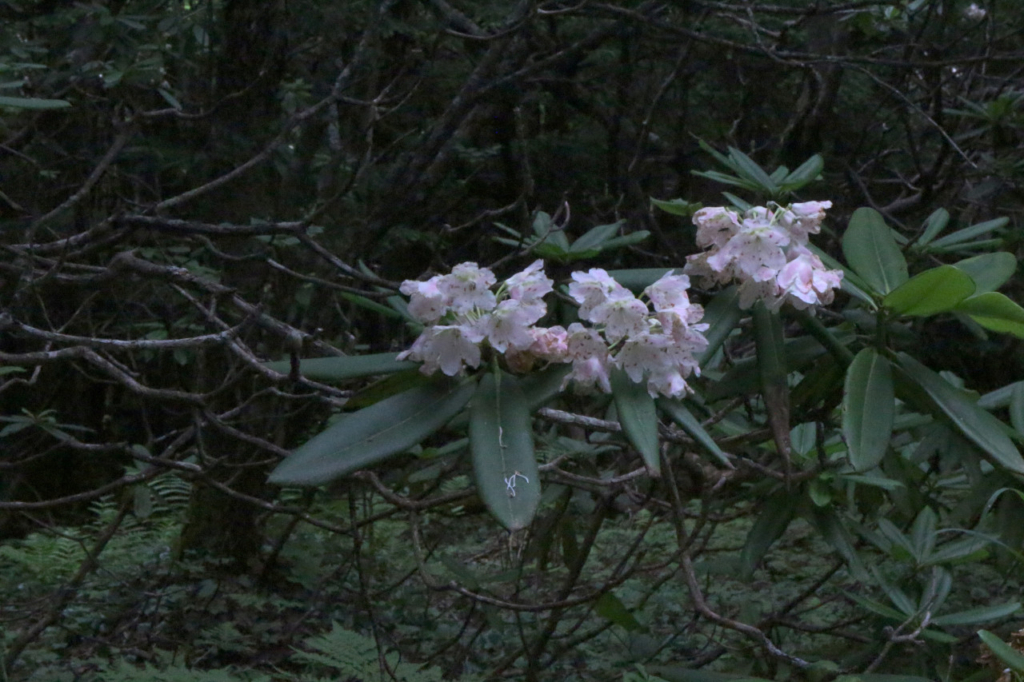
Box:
[398,262,709,398]
[684,202,842,310]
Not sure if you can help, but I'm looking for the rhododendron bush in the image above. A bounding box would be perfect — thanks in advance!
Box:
[267,147,1024,669]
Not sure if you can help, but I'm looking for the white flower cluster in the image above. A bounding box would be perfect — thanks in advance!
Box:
[397,261,709,398]
[683,202,844,310]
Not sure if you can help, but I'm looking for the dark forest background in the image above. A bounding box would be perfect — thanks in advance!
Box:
[2,1,1024,680]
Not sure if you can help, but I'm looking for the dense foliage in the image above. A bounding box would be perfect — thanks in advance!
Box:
[2,0,1024,680]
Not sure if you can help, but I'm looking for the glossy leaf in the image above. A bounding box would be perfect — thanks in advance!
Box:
[955,292,1024,338]
[953,252,1017,294]
[883,266,975,316]
[807,507,868,581]
[753,303,791,464]
[570,220,624,253]
[727,147,779,194]
[1011,383,1024,436]
[694,286,743,367]
[656,398,732,468]
[917,208,950,246]
[930,601,1020,626]
[978,630,1024,673]
[928,216,1008,249]
[779,154,823,190]
[264,352,416,380]
[0,95,71,109]
[842,208,908,295]
[650,197,702,216]
[808,244,875,306]
[740,488,796,579]
[612,369,661,475]
[895,353,1024,475]
[269,378,476,486]
[607,268,673,292]
[470,371,541,530]
[843,349,894,471]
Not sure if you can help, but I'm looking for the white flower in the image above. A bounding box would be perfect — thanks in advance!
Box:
[568,269,633,320]
[398,324,484,376]
[529,325,569,362]
[562,323,612,393]
[964,3,986,20]
[693,207,740,249]
[614,330,701,398]
[482,299,542,353]
[645,272,693,314]
[437,262,497,314]
[776,250,844,310]
[779,200,832,242]
[400,276,447,324]
[505,259,553,304]
[590,295,649,342]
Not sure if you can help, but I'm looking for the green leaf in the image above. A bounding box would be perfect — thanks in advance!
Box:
[1011,383,1024,436]
[518,364,571,412]
[0,95,72,109]
[268,378,476,486]
[754,303,791,463]
[895,353,1024,474]
[916,208,950,246]
[650,198,702,216]
[779,154,824,190]
[740,488,796,579]
[690,169,760,192]
[883,266,975,316]
[264,353,416,380]
[597,231,649,252]
[339,292,407,319]
[612,369,661,476]
[469,371,541,530]
[656,398,732,468]
[927,217,1008,249]
[594,592,642,631]
[569,220,624,253]
[843,349,894,471]
[0,366,26,376]
[909,507,937,560]
[979,630,1024,673]
[698,286,743,366]
[930,601,1020,627]
[954,292,1024,338]
[607,268,674,292]
[953,252,1017,294]
[727,147,779,194]
[842,208,909,295]
[646,667,773,682]
[807,244,876,306]
[807,507,868,581]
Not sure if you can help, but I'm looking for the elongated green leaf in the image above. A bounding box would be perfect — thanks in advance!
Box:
[470,371,540,530]
[612,369,661,476]
[698,286,743,366]
[650,198,702,216]
[607,268,673,292]
[570,220,624,253]
[596,231,649,251]
[1011,383,1024,436]
[883,265,975,316]
[264,353,416,380]
[519,364,571,412]
[955,292,1024,338]
[690,169,760,191]
[0,95,71,109]
[917,208,950,246]
[754,303,791,464]
[339,292,407,319]
[842,208,908,295]
[656,398,732,468]
[843,349,894,471]
[269,378,476,486]
[979,630,1024,673]
[727,147,779,194]
[740,488,796,579]
[931,601,1020,627]
[954,252,1017,294]
[807,507,868,581]
[895,353,1024,474]
[779,154,823,190]
[928,216,1008,249]
[909,507,937,560]
[835,675,934,682]
[920,535,989,566]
